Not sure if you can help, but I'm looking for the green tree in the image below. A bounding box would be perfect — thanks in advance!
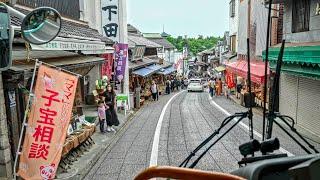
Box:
[166,35,222,55]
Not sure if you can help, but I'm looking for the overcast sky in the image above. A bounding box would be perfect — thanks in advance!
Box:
[127,0,229,38]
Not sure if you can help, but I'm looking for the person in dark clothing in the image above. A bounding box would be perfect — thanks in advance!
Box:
[166,79,171,94]
[171,79,175,92]
[103,84,119,132]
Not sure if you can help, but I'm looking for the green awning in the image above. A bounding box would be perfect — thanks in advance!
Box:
[262,45,320,67]
[262,45,320,79]
[215,66,226,72]
[269,62,320,80]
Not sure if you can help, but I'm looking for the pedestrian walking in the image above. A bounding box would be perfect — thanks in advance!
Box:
[216,78,223,96]
[171,79,175,92]
[212,78,216,97]
[184,78,189,88]
[208,79,214,97]
[103,84,119,132]
[97,100,109,133]
[166,79,171,94]
[177,79,181,91]
[150,80,158,101]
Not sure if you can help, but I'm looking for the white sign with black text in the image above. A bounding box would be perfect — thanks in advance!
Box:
[101,0,120,42]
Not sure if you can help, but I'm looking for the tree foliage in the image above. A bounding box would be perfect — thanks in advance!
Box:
[166,35,221,55]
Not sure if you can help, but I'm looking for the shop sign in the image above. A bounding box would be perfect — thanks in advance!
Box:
[101,0,120,41]
[316,3,320,15]
[31,37,106,52]
[174,58,183,69]
[115,43,128,82]
[116,94,128,101]
[132,45,146,61]
[101,53,114,80]
[116,94,128,113]
[18,65,78,180]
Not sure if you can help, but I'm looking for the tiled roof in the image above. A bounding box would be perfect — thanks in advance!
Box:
[129,56,159,70]
[10,6,113,44]
[142,33,162,38]
[161,32,171,37]
[145,38,175,49]
[127,24,141,35]
[128,33,161,48]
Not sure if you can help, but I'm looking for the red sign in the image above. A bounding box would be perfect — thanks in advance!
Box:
[18,65,78,180]
[101,53,114,79]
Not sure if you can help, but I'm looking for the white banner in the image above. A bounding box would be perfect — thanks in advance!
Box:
[101,0,120,42]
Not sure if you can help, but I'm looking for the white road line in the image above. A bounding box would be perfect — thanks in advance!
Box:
[149,91,185,167]
[208,95,294,156]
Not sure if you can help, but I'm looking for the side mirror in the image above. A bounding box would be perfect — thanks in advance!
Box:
[0,3,12,71]
[21,7,61,45]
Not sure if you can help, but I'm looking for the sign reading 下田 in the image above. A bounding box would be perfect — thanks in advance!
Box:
[101,0,120,42]
[17,65,78,180]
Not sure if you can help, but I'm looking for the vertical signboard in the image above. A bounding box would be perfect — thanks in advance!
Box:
[18,65,78,179]
[115,43,128,82]
[101,0,120,42]
[101,53,114,80]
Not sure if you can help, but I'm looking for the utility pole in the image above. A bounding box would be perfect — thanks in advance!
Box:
[119,0,130,109]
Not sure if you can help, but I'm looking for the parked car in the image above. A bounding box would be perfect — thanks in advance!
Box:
[187,79,204,92]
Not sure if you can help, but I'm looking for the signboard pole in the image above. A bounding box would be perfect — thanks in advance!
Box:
[119,0,130,110]
[13,60,39,180]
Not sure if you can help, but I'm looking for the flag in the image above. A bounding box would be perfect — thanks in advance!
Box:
[18,65,78,180]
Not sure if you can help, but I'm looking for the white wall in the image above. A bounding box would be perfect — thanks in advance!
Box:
[251,0,268,57]
[80,0,103,34]
[229,0,239,52]
[237,0,248,55]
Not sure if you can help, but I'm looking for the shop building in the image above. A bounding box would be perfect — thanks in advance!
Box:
[142,33,176,63]
[127,28,176,109]
[227,0,283,108]
[0,2,114,178]
[263,0,320,138]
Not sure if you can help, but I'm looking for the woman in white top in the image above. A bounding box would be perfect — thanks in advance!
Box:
[150,80,158,101]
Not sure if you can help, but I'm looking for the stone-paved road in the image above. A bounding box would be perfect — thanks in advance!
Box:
[84,91,320,180]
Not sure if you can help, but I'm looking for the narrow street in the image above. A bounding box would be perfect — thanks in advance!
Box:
[85,91,320,180]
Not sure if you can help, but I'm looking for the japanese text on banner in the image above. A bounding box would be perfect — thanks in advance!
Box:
[18,65,78,180]
[115,43,128,82]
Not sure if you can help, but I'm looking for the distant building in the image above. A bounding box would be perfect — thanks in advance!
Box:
[143,33,176,63]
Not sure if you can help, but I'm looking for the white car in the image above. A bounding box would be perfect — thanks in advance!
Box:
[187,79,204,92]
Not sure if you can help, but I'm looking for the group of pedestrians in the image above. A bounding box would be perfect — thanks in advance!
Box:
[165,78,188,94]
[208,78,223,97]
[97,84,120,133]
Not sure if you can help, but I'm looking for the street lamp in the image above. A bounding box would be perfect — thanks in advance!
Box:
[0,2,61,71]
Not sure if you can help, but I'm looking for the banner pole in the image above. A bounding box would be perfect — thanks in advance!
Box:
[13,60,40,180]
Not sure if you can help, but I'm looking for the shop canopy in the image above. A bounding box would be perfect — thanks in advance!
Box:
[262,42,320,79]
[215,66,226,72]
[132,64,163,77]
[225,60,270,84]
[157,66,176,75]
